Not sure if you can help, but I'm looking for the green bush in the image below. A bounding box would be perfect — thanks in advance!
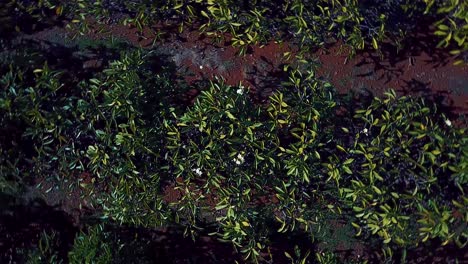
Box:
[163,64,467,261]
[64,0,467,59]
[68,225,112,264]
[24,230,63,264]
[0,0,61,37]
[1,34,466,263]
[425,0,468,64]
[328,90,467,254]
[163,65,337,261]
[0,48,180,227]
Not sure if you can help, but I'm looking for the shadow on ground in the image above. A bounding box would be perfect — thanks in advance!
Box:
[0,193,78,262]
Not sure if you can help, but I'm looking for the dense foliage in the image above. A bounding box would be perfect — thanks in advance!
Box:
[1,1,467,263]
[53,0,468,61]
[163,64,467,262]
[1,0,467,60]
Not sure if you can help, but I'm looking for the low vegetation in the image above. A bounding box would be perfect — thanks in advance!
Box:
[0,0,467,263]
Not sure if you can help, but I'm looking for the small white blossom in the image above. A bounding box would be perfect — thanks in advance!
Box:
[233,153,245,165]
[445,119,452,127]
[192,168,202,176]
[362,128,368,135]
[236,88,244,95]
[199,65,203,70]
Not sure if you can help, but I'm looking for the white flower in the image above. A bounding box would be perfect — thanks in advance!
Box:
[362,128,368,135]
[233,153,245,165]
[445,119,452,127]
[199,65,203,70]
[236,88,244,95]
[192,168,202,176]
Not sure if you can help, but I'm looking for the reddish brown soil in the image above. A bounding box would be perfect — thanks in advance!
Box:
[25,172,97,224]
[76,21,468,119]
[31,21,467,116]
[316,42,468,114]
[76,22,294,101]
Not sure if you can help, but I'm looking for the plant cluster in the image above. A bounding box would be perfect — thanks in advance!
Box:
[59,0,468,60]
[329,90,467,254]
[162,63,467,262]
[0,46,186,226]
[163,68,337,261]
[426,0,468,65]
[0,0,63,37]
[1,2,467,262]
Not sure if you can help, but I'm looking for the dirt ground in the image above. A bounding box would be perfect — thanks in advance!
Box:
[27,22,467,117]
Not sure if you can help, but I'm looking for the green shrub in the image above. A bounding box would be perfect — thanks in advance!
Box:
[163,64,467,261]
[0,0,61,37]
[68,225,112,264]
[25,230,63,264]
[64,0,466,58]
[328,90,467,256]
[1,31,466,262]
[424,0,468,64]
[163,65,342,261]
[0,48,180,227]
